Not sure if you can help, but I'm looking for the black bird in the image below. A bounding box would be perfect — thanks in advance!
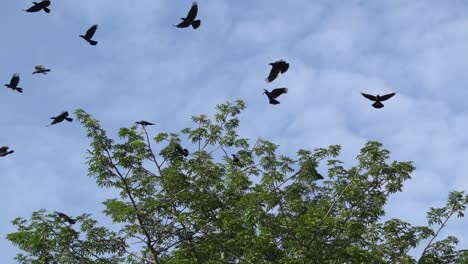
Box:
[0,146,14,157]
[54,211,77,225]
[266,60,289,83]
[175,145,189,157]
[24,1,51,13]
[80,24,98,46]
[263,88,288,105]
[361,92,396,109]
[135,120,155,126]
[174,2,201,29]
[33,65,51,75]
[47,111,73,127]
[231,154,240,164]
[4,73,23,93]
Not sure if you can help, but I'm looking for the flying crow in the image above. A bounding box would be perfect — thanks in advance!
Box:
[174,2,201,29]
[47,111,73,127]
[80,24,98,45]
[0,146,14,157]
[266,60,289,83]
[24,1,50,13]
[361,92,396,109]
[4,73,23,93]
[263,87,288,105]
[33,65,51,75]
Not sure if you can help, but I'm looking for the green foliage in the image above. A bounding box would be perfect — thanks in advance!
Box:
[7,100,468,263]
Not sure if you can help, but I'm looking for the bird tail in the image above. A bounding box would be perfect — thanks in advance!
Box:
[192,20,201,29]
[89,40,98,45]
[65,117,73,122]
[372,101,384,109]
[15,87,23,93]
[43,7,50,13]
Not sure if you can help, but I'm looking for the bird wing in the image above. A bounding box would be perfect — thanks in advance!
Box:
[0,146,9,152]
[186,2,198,21]
[85,25,98,39]
[25,4,43,12]
[175,20,191,28]
[270,87,288,98]
[361,92,377,101]
[379,92,396,101]
[10,74,20,87]
[266,66,280,83]
[40,0,51,7]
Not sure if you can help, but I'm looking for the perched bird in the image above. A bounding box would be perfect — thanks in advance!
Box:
[174,2,201,29]
[361,92,396,109]
[266,60,289,83]
[54,211,77,225]
[24,0,51,13]
[0,146,14,157]
[47,111,73,127]
[135,120,155,126]
[33,65,51,75]
[4,73,23,93]
[175,145,189,157]
[231,154,240,164]
[263,88,288,105]
[80,24,98,46]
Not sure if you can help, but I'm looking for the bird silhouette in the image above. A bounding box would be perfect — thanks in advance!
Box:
[24,1,50,13]
[47,111,73,127]
[174,2,201,29]
[54,211,77,225]
[231,154,241,164]
[263,88,288,104]
[4,73,23,93]
[361,92,396,109]
[135,120,155,126]
[33,65,51,75]
[266,60,289,83]
[0,146,14,157]
[175,145,189,157]
[80,24,98,46]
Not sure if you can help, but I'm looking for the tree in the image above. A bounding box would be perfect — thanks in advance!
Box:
[7,100,468,263]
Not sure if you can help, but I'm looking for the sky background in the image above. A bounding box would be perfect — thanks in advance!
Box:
[1,0,468,262]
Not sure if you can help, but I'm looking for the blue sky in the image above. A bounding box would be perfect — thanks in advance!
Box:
[1,0,468,262]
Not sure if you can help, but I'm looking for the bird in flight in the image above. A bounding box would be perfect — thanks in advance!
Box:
[175,145,189,157]
[4,74,23,93]
[135,120,155,126]
[80,24,98,46]
[0,146,14,157]
[263,87,288,105]
[361,92,396,109]
[174,2,201,29]
[266,60,289,83]
[54,211,77,225]
[33,65,51,75]
[47,111,73,127]
[24,1,51,13]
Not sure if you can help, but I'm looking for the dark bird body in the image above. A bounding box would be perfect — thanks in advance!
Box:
[0,146,14,157]
[175,145,189,157]
[54,211,77,225]
[174,2,201,29]
[231,154,240,164]
[263,87,288,104]
[24,1,50,13]
[361,92,396,109]
[266,60,289,83]
[135,120,155,126]
[47,111,73,127]
[33,65,51,75]
[4,74,23,93]
[80,25,98,45]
